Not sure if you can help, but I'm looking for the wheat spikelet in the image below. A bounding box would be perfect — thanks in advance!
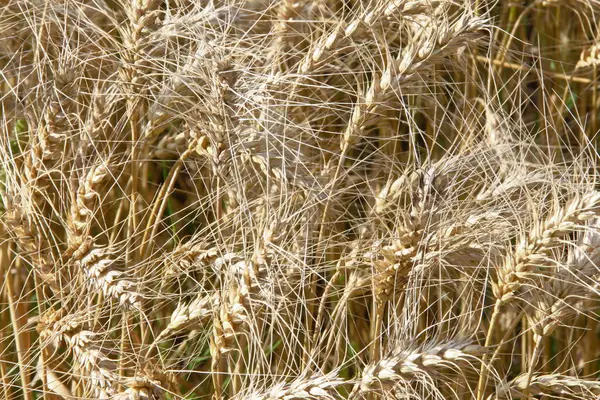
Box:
[77,245,142,310]
[155,293,216,341]
[577,43,600,70]
[114,370,169,400]
[66,162,111,258]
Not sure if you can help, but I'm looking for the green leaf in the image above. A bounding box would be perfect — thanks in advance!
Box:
[264,339,282,357]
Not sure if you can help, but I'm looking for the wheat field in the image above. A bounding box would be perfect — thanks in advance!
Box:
[3,0,600,399]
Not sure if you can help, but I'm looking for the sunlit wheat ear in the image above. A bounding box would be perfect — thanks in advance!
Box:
[493,374,600,399]
[235,372,348,400]
[22,68,76,204]
[66,162,111,258]
[118,0,163,97]
[576,43,600,70]
[358,340,486,394]
[37,309,119,398]
[300,0,443,74]
[77,245,142,310]
[367,163,442,312]
[154,292,216,343]
[523,281,587,371]
[3,196,56,284]
[38,60,80,165]
[524,217,600,342]
[492,191,600,305]
[341,12,488,149]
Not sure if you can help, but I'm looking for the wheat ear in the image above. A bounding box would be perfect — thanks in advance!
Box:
[359,340,486,393]
[235,373,347,400]
[154,293,216,343]
[493,374,600,399]
[38,309,119,398]
[77,245,142,310]
[478,191,600,400]
[492,191,600,305]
